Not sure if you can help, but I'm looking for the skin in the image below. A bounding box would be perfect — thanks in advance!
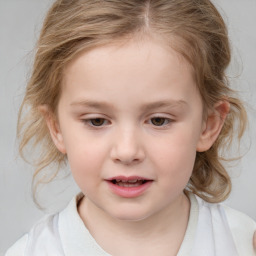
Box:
[42,38,230,255]
[254,232,256,250]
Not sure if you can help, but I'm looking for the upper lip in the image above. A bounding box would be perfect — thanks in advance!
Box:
[106,176,152,182]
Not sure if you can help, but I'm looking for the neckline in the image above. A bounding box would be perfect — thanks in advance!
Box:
[177,192,199,255]
[59,192,199,255]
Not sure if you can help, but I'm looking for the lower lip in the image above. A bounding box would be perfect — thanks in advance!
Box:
[106,181,153,198]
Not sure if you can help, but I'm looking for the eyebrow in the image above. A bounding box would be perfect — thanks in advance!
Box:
[70,100,115,111]
[140,100,187,112]
[70,99,187,111]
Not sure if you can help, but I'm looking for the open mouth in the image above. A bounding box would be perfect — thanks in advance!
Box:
[111,179,149,187]
[106,176,153,197]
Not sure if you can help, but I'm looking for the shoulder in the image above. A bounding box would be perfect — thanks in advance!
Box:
[195,194,256,227]
[5,213,64,255]
[195,195,256,255]
[222,204,256,228]
[5,194,83,256]
[199,198,256,233]
[222,204,256,255]
[5,234,28,256]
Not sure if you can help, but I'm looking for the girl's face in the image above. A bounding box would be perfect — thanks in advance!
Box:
[51,39,207,221]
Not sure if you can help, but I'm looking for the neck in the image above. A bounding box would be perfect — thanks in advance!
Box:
[78,193,190,256]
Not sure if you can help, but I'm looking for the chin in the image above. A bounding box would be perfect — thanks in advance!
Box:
[109,207,153,222]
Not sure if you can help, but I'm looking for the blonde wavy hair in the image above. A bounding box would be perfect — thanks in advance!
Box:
[18,0,247,203]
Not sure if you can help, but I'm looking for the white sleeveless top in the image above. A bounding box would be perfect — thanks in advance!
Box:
[6,193,256,256]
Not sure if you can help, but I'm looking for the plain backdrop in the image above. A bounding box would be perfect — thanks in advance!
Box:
[0,0,255,254]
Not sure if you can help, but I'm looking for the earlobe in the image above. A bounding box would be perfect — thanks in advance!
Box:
[39,105,66,154]
[196,100,230,152]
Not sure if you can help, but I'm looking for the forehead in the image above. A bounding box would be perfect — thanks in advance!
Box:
[62,37,194,88]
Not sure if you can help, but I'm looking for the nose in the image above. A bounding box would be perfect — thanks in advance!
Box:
[110,127,145,165]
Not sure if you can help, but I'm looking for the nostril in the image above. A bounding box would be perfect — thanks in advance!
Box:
[110,140,145,165]
[113,158,140,165]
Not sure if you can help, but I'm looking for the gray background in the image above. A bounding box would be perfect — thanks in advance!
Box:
[0,0,255,254]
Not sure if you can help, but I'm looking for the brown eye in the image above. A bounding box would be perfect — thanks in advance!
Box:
[151,117,169,126]
[90,118,106,126]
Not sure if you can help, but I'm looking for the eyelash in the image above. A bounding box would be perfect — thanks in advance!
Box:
[82,116,172,128]
[82,118,110,127]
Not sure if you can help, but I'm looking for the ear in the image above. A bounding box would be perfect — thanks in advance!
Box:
[39,105,66,154]
[196,100,230,152]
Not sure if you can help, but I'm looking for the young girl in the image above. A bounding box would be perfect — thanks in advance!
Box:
[6,0,256,255]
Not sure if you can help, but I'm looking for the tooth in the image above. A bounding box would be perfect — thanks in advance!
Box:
[128,179,138,183]
[116,180,145,187]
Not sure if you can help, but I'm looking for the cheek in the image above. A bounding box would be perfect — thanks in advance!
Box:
[154,144,197,195]
[159,145,196,176]
[65,138,108,186]
[150,128,200,177]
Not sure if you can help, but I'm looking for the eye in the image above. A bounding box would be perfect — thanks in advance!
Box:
[84,118,108,127]
[150,117,170,126]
